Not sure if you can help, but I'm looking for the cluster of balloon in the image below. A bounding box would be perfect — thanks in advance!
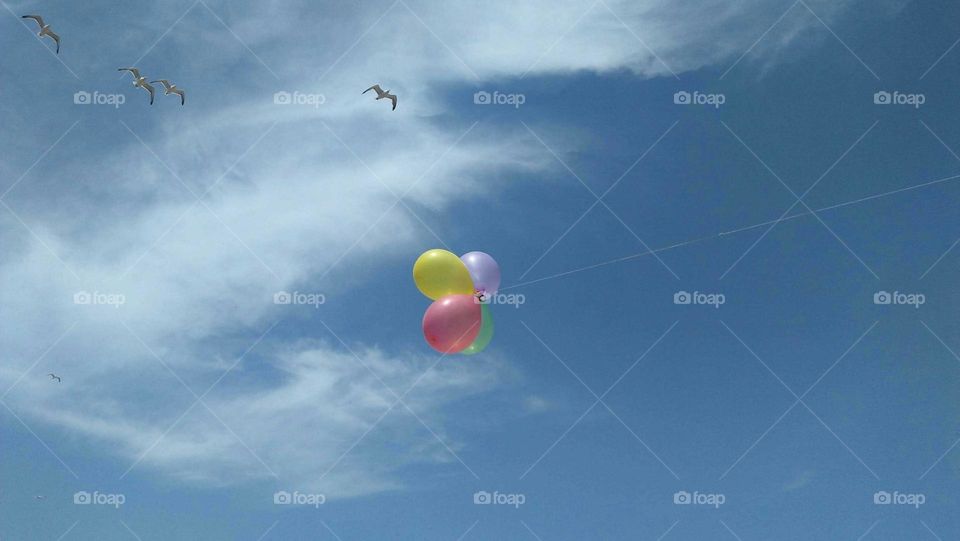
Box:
[413,249,500,355]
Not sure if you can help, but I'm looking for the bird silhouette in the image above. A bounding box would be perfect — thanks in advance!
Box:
[151,79,185,105]
[21,15,60,54]
[47,373,61,383]
[118,68,155,105]
[363,84,397,111]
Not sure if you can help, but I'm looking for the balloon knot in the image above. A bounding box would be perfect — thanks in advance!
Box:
[474,290,488,304]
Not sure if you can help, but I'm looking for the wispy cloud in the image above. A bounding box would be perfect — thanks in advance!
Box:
[0,0,872,497]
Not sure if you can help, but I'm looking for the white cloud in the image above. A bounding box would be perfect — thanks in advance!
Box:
[0,0,871,497]
[523,395,554,414]
[783,469,815,491]
[17,343,503,496]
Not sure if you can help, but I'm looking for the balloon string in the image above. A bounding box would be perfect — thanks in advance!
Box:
[501,173,960,291]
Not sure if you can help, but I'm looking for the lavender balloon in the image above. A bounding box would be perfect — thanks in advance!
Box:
[460,251,501,296]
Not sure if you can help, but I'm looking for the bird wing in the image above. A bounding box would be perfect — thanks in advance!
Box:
[142,82,156,104]
[46,30,60,53]
[363,84,382,95]
[119,67,141,79]
[150,79,173,90]
[388,93,397,110]
[22,15,44,28]
[173,88,185,105]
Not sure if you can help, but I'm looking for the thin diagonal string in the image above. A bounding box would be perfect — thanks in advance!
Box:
[502,173,960,291]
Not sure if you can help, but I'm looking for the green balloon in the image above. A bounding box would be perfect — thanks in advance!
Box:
[461,305,494,355]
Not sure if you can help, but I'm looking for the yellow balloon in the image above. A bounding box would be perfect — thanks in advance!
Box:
[413,249,475,300]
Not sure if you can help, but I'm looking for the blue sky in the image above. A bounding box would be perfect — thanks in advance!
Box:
[1,0,959,539]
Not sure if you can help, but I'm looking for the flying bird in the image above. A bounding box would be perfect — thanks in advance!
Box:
[150,79,186,105]
[35,495,46,500]
[21,15,60,54]
[47,373,61,383]
[118,68,155,105]
[363,84,397,111]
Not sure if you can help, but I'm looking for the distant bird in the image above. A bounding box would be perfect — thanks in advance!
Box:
[35,495,46,500]
[21,15,60,54]
[150,79,185,105]
[47,373,61,383]
[118,68,155,105]
[362,84,397,111]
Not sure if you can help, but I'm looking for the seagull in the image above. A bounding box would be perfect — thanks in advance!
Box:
[35,495,46,500]
[47,373,61,383]
[362,84,397,111]
[21,15,60,54]
[118,68,155,105]
[150,79,185,106]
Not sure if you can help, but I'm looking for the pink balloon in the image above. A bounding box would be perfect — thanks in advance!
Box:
[422,294,482,354]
